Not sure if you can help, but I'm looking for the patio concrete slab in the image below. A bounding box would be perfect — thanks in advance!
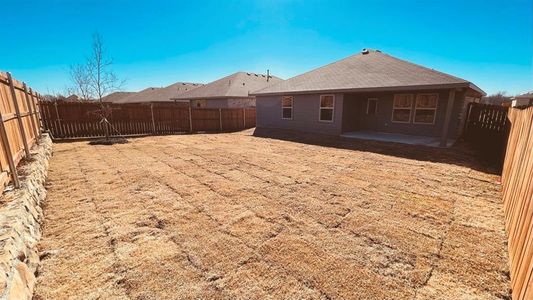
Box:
[341,130,455,147]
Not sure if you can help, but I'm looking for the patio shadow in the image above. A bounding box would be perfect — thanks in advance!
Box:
[253,128,501,175]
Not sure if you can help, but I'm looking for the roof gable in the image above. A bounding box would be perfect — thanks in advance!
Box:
[115,82,203,103]
[253,50,484,95]
[516,92,533,99]
[101,91,135,102]
[173,72,283,100]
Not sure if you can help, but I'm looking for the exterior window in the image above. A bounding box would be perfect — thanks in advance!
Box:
[391,94,413,123]
[414,94,438,124]
[367,98,378,115]
[282,96,293,119]
[193,99,207,108]
[319,95,335,122]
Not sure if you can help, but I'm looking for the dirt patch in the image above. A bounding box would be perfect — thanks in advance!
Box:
[35,129,510,299]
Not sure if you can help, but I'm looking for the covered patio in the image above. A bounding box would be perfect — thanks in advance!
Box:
[340,89,469,148]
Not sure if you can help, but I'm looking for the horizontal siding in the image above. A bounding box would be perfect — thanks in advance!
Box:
[227,98,255,108]
[191,98,256,108]
[257,89,468,139]
[256,93,344,135]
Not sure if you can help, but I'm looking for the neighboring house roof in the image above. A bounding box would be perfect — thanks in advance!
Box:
[112,87,159,103]
[173,72,283,100]
[115,83,203,103]
[515,92,533,99]
[252,49,485,96]
[101,91,135,103]
[65,94,81,102]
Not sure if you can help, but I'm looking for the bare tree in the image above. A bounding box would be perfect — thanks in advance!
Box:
[86,32,124,102]
[482,91,512,106]
[69,63,92,100]
[69,32,125,140]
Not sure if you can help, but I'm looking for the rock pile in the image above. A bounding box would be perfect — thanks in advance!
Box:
[0,135,51,300]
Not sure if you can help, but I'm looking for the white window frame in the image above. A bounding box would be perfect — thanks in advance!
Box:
[281,96,293,120]
[413,93,439,125]
[391,94,414,124]
[367,98,378,115]
[319,94,335,122]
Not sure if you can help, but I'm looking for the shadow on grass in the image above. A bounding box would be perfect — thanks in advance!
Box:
[88,138,129,146]
[253,128,501,175]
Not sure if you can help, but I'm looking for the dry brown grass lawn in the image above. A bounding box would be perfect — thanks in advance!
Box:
[35,129,510,300]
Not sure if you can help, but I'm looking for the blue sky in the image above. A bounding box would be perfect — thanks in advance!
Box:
[1,0,532,95]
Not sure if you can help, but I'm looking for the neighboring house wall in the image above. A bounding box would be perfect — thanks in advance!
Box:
[342,89,467,138]
[191,98,256,108]
[256,93,344,135]
[512,98,533,107]
[191,99,229,108]
[228,98,255,108]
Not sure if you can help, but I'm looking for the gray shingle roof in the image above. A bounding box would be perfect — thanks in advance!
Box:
[516,92,533,99]
[252,50,484,96]
[173,72,283,100]
[115,82,203,103]
[102,91,135,102]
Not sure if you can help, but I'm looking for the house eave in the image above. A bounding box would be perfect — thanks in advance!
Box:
[171,95,254,100]
[251,83,484,97]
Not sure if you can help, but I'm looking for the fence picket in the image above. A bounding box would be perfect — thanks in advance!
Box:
[39,101,256,139]
[501,106,533,300]
[464,103,510,169]
[7,73,30,158]
[0,71,41,188]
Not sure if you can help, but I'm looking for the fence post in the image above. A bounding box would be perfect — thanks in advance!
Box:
[462,102,473,139]
[188,102,193,133]
[54,100,62,138]
[23,83,39,144]
[219,108,223,132]
[150,103,156,134]
[7,73,31,158]
[32,91,42,136]
[243,108,246,128]
[31,91,41,135]
[0,114,20,188]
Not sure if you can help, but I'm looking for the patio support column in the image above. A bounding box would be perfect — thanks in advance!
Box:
[440,89,456,147]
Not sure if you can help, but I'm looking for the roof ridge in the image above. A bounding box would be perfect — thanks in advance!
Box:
[173,71,282,100]
[252,52,365,94]
[166,81,204,87]
[376,51,468,83]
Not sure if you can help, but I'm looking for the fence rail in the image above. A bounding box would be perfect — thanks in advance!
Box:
[501,106,533,300]
[39,101,256,139]
[0,72,42,188]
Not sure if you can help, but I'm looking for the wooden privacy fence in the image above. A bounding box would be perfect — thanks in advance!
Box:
[0,72,42,188]
[464,102,510,168]
[501,106,533,300]
[40,101,256,139]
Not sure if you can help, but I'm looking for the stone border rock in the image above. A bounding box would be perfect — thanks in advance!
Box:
[0,134,52,300]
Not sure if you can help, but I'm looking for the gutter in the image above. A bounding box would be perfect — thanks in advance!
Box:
[250,83,485,97]
[170,96,254,101]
